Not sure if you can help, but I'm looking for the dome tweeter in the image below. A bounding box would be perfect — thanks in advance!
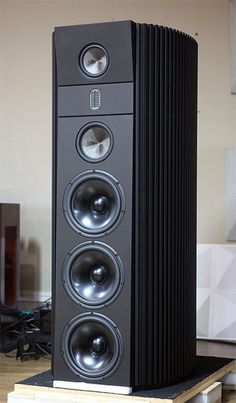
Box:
[80,44,109,77]
[76,123,113,162]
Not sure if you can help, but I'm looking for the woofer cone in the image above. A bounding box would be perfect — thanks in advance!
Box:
[63,170,125,237]
[62,314,123,380]
[62,242,124,308]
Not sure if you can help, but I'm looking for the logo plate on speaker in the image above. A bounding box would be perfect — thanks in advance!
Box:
[90,89,101,110]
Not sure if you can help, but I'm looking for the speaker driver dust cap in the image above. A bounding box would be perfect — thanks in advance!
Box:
[62,241,124,308]
[63,170,125,237]
[62,313,123,380]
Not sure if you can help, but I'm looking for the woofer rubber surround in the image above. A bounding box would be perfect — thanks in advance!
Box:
[63,170,125,237]
[61,313,123,380]
[62,241,124,309]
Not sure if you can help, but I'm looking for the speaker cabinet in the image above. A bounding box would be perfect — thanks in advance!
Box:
[0,203,20,309]
[52,21,197,394]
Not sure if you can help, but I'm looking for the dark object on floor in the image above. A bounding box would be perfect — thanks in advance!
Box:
[16,329,51,361]
[18,356,233,399]
[38,309,51,334]
[0,309,20,352]
[16,333,39,361]
[0,298,51,354]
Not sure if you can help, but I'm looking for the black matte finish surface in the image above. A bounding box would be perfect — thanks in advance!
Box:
[54,21,134,85]
[133,23,198,388]
[132,357,231,397]
[52,67,133,386]
[58,83,133,117]
[52,20,197,390]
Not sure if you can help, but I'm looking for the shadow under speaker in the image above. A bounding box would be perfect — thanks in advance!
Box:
[52,20,198,393]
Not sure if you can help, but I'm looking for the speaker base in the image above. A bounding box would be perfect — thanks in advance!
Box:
[53,380,132,395]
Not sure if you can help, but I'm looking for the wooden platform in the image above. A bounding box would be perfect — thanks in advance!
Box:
[8,357,236,403]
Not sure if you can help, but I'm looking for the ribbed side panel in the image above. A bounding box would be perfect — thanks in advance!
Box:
[133,24,197,388]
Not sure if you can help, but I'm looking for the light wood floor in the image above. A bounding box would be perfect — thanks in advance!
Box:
[0,352,50,403]
[0,341,236,403]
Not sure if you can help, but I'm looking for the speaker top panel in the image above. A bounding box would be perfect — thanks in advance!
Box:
[54,20,135,86]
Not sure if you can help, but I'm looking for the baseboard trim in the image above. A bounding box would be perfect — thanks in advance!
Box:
[19,291,51,303]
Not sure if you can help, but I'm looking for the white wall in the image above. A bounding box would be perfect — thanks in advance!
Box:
[0,0,235,297]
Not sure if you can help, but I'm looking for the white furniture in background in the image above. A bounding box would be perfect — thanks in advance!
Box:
[197,244,236,341]
[225,148,236,241]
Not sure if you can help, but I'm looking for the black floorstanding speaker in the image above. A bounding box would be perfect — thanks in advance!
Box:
[52,20,198,394]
